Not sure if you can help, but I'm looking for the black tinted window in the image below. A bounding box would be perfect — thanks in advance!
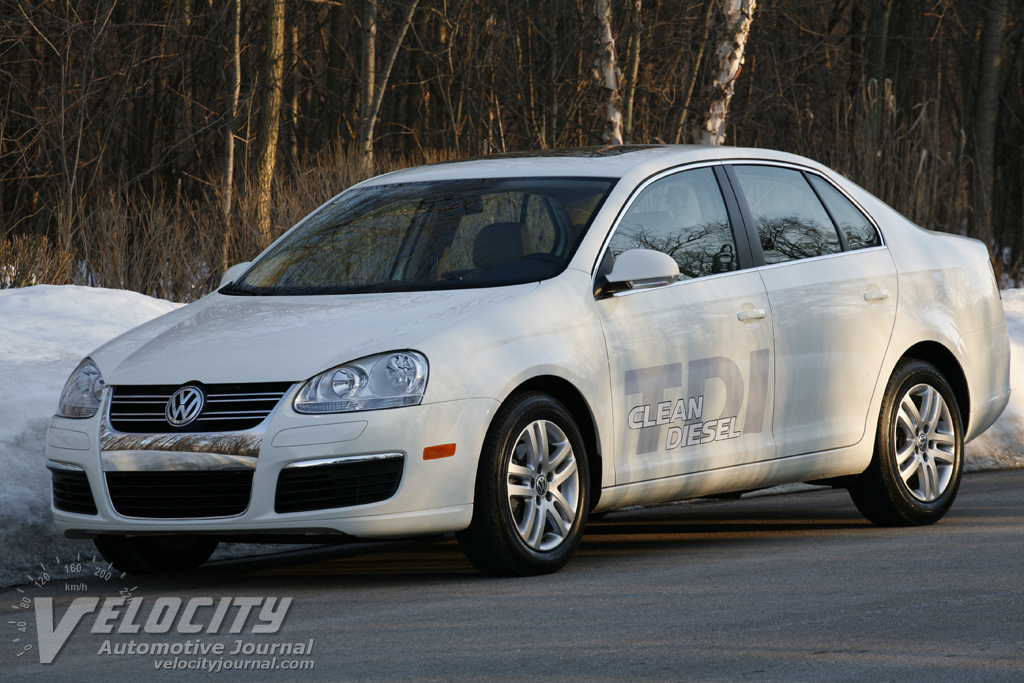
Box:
[607,167,737,279]
[732,165,842,265]
[807,175,881,250]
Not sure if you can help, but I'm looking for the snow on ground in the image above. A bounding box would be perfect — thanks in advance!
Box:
[1,285,1022,588]
[0,286,181,588]
[961,290,1024,471]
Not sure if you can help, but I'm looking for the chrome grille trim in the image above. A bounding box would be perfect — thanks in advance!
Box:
[107,382,294,434]
[100,425,264,458]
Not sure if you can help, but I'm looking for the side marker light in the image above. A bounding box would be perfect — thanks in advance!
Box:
[423,444,456,460]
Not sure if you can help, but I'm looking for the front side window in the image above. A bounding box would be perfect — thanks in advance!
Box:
[732,165,842,265]
[228,177,615,295]
[606,167,738,279]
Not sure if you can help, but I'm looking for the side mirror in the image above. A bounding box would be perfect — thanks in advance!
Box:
[219,262,252,289]
[595,249,680,298]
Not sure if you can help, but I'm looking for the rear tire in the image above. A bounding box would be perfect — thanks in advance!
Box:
[848,359,963,526]
[457,392,589,576]
[94,536,219,575]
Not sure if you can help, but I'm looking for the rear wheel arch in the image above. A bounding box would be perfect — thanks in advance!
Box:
[849,357,964,525]
[900,341,970,430]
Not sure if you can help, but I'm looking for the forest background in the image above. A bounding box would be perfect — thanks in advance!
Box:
[1,0,1021,302]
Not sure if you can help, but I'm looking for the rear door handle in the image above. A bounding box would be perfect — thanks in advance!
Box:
[737,308,767,322]
[863,290,890,302]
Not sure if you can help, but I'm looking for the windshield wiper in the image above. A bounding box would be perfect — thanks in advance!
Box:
[219,284,256,296]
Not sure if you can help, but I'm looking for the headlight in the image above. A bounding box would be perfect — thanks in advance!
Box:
[294,351,428,414]
[58,359,106,418]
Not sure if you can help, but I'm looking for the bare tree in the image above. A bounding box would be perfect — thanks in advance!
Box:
[971,0,1009,252]
[865,0,893,83]
[690,0,756,145]
[673,0,715,143]
[358,0,377,169]
[254,0,287,246]
[325,2,349,147]
[357,0,420,170]
[593,0,623,145]
[2,0,1023,298]
[216,0,242,270]
[622,0,642,141]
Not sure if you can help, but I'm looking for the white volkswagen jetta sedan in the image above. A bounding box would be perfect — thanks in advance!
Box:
[47,145,1010,576]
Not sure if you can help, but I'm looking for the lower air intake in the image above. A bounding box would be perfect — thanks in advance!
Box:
[275,456,404,513]
[106,471,253,518]
[51,469,98,515]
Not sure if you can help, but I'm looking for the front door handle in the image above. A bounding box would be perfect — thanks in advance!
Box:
[863,290,890,302]
[737,308,767,322]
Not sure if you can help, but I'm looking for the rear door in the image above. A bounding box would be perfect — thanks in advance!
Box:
[726,164,898,458]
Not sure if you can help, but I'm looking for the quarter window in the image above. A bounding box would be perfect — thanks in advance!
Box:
[732,165,842,265]
[607,167,738,279]
[807,175,881,250]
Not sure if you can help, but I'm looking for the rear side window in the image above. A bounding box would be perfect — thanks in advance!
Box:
[807,175,881,250]
[732,165,841,265]
[607,167,738,279]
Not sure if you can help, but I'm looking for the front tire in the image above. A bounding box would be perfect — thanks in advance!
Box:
[94,536,219,575]
[457,392,590,576]
[848,359,964,526]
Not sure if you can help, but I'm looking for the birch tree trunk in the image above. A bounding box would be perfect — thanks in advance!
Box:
[593,0,623,145]
[253,0,286,247]
[357,0,420,173]
[690,0,756,146]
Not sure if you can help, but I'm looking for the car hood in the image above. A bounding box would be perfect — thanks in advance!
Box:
[91,285,536,385]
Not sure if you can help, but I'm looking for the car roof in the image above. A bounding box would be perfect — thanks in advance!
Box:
[355,145,830,187]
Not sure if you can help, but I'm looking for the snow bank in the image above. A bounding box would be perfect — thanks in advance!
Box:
[1,285,1022,587]
[0,286,181,587]
[962,290,1024,471]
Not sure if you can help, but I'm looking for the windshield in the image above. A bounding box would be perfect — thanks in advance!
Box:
[226,177,616,295]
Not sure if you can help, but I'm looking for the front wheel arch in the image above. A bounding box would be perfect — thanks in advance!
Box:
[457,391,590,575]
[505,375,603,511]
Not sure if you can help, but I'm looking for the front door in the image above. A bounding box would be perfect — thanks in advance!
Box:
[595,166,777,485]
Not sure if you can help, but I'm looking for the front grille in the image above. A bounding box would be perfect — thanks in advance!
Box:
[106,471,253,518]
[275,456,404,513]
[109,382,292,433]
[51,469,98,515]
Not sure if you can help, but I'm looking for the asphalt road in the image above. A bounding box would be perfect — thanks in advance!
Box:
[6,469,1023,681]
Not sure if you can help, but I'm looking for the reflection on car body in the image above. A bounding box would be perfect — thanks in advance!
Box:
[47,145,1010,576]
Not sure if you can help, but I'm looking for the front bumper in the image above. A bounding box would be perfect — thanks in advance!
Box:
[46,394,498,540]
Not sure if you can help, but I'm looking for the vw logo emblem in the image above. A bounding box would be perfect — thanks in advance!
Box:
[165,386,205,427]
